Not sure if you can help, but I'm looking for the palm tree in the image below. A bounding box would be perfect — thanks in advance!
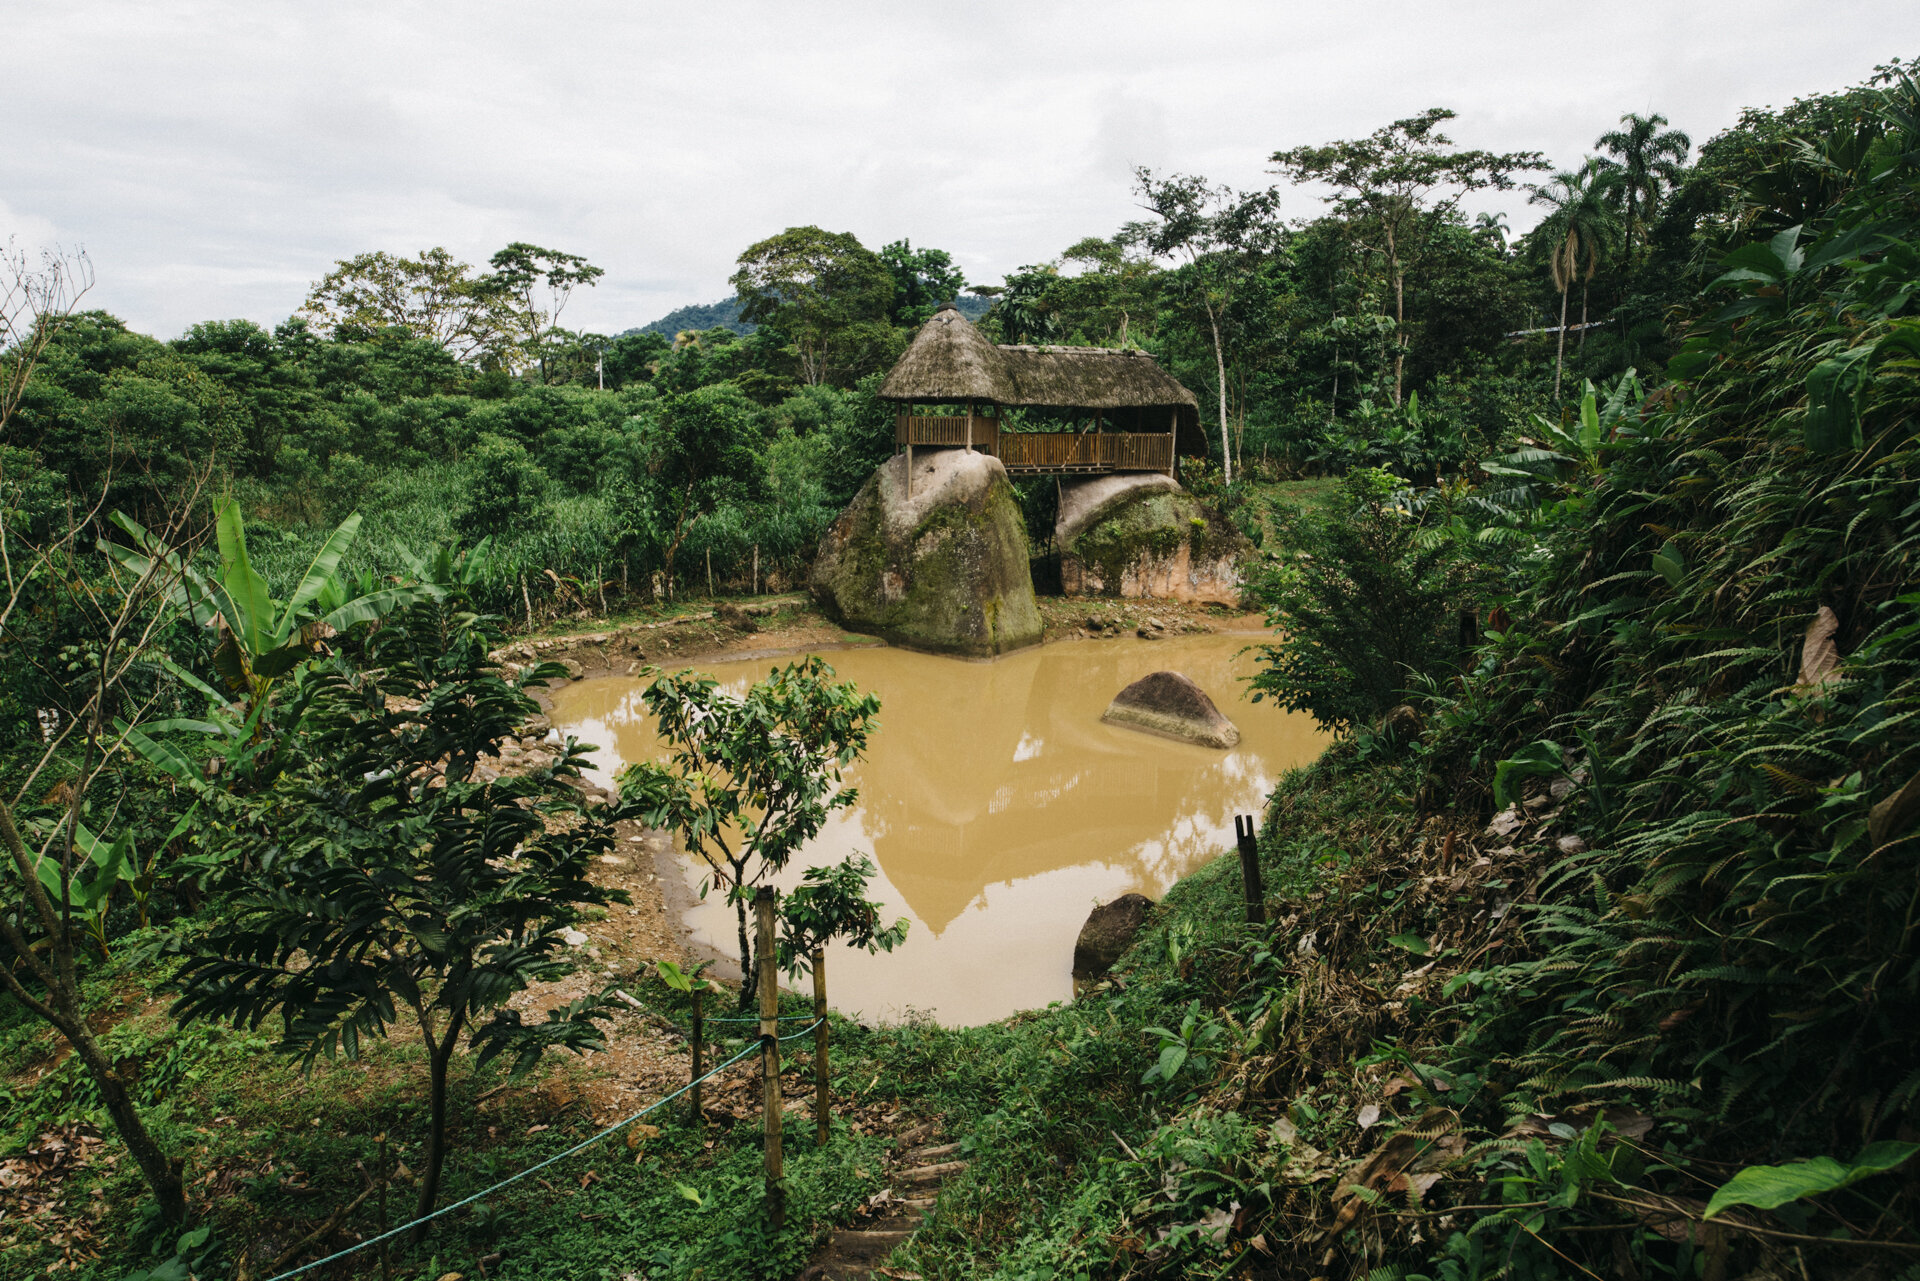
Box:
[1530,163,1621,398]
[1594,112,1691,265]
[1472,210,1510,251]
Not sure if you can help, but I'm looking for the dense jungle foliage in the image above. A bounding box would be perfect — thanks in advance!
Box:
[2,51,1918,1281]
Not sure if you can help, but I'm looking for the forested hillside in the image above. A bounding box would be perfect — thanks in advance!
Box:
[2,53,1917,1281]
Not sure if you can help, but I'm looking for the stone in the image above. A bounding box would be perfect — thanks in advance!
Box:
[1056,473,1247,604]
[1072,892,1154,980]
[558,658,585,680]
[714,601,758,633]
[809,450,1042,658]
[1100,670,1241,749]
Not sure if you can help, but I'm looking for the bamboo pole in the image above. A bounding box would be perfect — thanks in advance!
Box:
[690,985,704,1125]
[812,948,829,1148]
[377,1132,391,1281]
[755,889,784,1230]
[1235,815,1266,926]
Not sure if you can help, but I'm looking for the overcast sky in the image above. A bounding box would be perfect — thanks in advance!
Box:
[6,2,1914,340]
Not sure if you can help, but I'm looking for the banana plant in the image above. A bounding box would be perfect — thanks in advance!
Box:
[108,498,378,725]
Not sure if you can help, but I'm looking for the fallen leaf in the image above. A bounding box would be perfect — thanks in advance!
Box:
[1796,606,1842,692]
[1356,1105,1381,1130]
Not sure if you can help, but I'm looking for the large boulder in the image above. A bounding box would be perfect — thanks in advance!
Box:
[1101,670,1241,749]
[1073,892,1154,981]
[810,449,1043,658]
[1057,473,1245,604]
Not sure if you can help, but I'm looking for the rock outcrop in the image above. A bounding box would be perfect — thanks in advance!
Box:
[810,450,1043,658]
[1073,892,1154,981]
[1056,474,1245,604]
[1101,670,1241,749]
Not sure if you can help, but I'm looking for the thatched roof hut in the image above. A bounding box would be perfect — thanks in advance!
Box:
[879,305,1202,449]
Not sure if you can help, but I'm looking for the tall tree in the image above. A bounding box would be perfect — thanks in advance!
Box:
[1132,170,1282,483]
[299,248,515,364]
[1594,112,1692,265]
[730,227,897,386]
[173,596,628,1240]
[1530,163,1621,397]
[1271,108,1547,405]
[487,243,605,382]
[878,239,967,328]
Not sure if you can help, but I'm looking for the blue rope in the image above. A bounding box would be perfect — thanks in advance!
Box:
[707,1013,818,1023]
[263,1033,770,1281]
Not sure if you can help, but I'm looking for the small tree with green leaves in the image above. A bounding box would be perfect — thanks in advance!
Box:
[171,594,628,1239]
[619,657,901,1006]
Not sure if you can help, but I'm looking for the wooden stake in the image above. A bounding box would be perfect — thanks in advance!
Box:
[752,544,759,596]
[755,888,784,1230]
[1234,815,1266,926]
[377,1132,391,1281]
[706,547,713,599]
[690,985,704,1126]
[812,948,829,1148]
[521,576,534,632]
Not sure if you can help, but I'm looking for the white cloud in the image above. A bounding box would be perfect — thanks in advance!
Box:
[4,0,1913,338]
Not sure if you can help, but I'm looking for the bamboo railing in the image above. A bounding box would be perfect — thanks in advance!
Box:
[998,432,1173,474]
[895,414,1173,476]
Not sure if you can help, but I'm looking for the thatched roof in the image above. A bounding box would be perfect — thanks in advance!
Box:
[879,305,1198,411]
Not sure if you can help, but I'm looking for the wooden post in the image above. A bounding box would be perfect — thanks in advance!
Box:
[1168,409,1178,479]
[706,547,713,599]
[812,948,829,1148]
[966,400,974,453]
[690,984,704,1125]
[752,544,759,596]
[377,1132,391,1281]
[905,443,913,500]
[755,889,784,1230]
[1234,815,1266,926]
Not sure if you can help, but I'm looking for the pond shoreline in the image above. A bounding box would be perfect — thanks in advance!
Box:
[534,614,1315,1025]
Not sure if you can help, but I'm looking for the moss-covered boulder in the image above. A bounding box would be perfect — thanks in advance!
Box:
[1057,474,1246,604]
[810,450,1042,658]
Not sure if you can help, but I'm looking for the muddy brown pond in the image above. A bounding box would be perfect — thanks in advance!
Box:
[549,632,1328,1026]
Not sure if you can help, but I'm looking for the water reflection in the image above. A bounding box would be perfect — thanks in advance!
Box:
[550,633,1326,1026]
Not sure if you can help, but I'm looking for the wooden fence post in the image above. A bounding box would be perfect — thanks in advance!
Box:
[690,985,704,1125]
[755,888,784,1231]
[377,1132,391,1281]
[1235,815,1266,926]
[752,544,760,597]
[706,547,713,598]
[812,948,829,1148]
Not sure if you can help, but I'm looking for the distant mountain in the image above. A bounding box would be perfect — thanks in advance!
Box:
[623,298,754,338]
[623,293,992,339]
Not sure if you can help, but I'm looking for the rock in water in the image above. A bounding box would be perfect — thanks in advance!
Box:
[1101,671,1241,749]
[1073,892,1154,981]
[1056,473,1246,604]
[810,450,1042,658]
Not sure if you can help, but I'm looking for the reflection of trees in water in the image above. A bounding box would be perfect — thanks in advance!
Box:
[550,641,1321,937]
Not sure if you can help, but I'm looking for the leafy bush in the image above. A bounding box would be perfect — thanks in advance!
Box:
[1247,468,1487,731]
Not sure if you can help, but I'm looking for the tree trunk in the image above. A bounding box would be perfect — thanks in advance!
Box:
[1579,279,1591,349]
[735,899,755,1011]
[411,1011,464,1242]
[1388,225,1405,407]
[69,1017,186,1221]
[1553,285,1570,401]
[1205,302,1231,485]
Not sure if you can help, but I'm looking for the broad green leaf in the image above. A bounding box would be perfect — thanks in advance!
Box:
[1157,1044,1189,1082]
[1578,392,1603,452]
[1704,1141,1918,1218]
[1387,932,1431,956]
[1805,344,1874,454]
[283,512,364,628]
[321,585,435,633]
[1652,539,1685,588]
[1493,740,1565,809]
[117,720,208,787]
[215,498,275,655]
